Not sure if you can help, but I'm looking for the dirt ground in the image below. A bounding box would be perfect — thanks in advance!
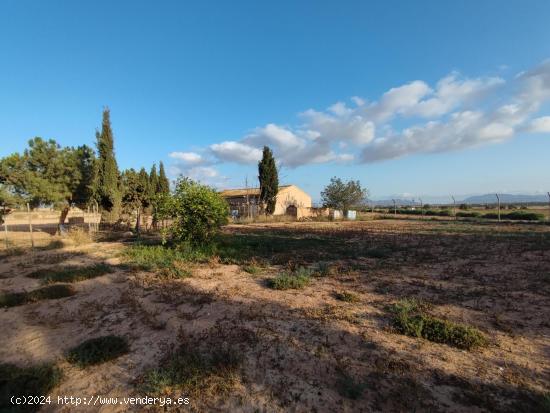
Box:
[1,219,549,412]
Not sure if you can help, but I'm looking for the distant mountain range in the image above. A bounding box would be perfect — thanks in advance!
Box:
[462,194,548,204]
[371,193,549,206]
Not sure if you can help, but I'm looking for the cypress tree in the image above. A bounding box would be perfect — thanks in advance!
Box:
[158,161,170,194]
[258,146,278,215]
[149,164,159,200]
[95,108,121,222]
[138,167,151,208]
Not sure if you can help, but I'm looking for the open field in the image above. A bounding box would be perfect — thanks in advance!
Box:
[1,219,549,412]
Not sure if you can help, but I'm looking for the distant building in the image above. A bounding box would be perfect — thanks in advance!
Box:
[220,184,312,218]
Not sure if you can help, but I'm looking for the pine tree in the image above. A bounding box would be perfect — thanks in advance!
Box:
[258,146,278,215]
[95,108,121,222]
[158,161,170,194]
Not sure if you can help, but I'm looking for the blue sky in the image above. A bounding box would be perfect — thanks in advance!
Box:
[1,0,549,202]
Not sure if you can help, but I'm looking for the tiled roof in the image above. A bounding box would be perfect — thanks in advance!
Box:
[220,185,292,197]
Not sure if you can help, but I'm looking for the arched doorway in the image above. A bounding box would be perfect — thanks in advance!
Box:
[285,205,297,217]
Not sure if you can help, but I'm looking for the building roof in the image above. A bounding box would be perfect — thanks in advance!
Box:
[220,185,292,198]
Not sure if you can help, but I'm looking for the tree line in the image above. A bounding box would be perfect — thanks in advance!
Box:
[0,108,169,226]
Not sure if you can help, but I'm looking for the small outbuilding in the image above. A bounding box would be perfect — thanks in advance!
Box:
[220,184,312,218]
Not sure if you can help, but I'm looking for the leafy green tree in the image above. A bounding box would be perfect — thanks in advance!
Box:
[169,178,228,245]
[321,177,368,214]
[95,108,121,222]
[121,168,150,233]
[258,146,278,214]
[0,138,95,208]
[158,161,170,194]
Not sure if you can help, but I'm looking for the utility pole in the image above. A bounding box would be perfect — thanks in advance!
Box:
[496,193,501,222]
[547,192,550,222]
[392,199,397,216]
[419,198,424,218]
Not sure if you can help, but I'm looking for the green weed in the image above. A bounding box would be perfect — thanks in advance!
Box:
[269,267,312,290]
[27,264,113,283]
[390,298,487,350]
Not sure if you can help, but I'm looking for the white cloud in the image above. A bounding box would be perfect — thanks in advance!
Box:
[169,59,550,169]
[209,141,262,164]
[187,166,219,179]
[301,109,375,145]
[243,124,305,151]
[169,151,204,165]
[525,116,550,133]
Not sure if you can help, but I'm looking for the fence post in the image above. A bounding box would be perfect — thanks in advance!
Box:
[496,194,501,222]
[27,203,34,249]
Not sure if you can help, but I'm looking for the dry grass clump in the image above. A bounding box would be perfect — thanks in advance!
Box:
[334,290,361,303]
[67,227,94,245]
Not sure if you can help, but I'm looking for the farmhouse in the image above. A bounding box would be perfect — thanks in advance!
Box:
[220,184,312,218]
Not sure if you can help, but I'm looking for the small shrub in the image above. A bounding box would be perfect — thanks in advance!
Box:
[67,336,129,368]
[390,298,487,350]
[0,284,75,308]
[27,264,113,283]
[167,178,229,245]
[0,363,62,412]
[334,291,360,303]
[269,267,312,290]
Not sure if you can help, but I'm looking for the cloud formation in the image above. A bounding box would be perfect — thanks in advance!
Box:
[169,59,550,181]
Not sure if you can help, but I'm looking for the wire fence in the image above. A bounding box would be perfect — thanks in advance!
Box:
[1,208,101,250]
